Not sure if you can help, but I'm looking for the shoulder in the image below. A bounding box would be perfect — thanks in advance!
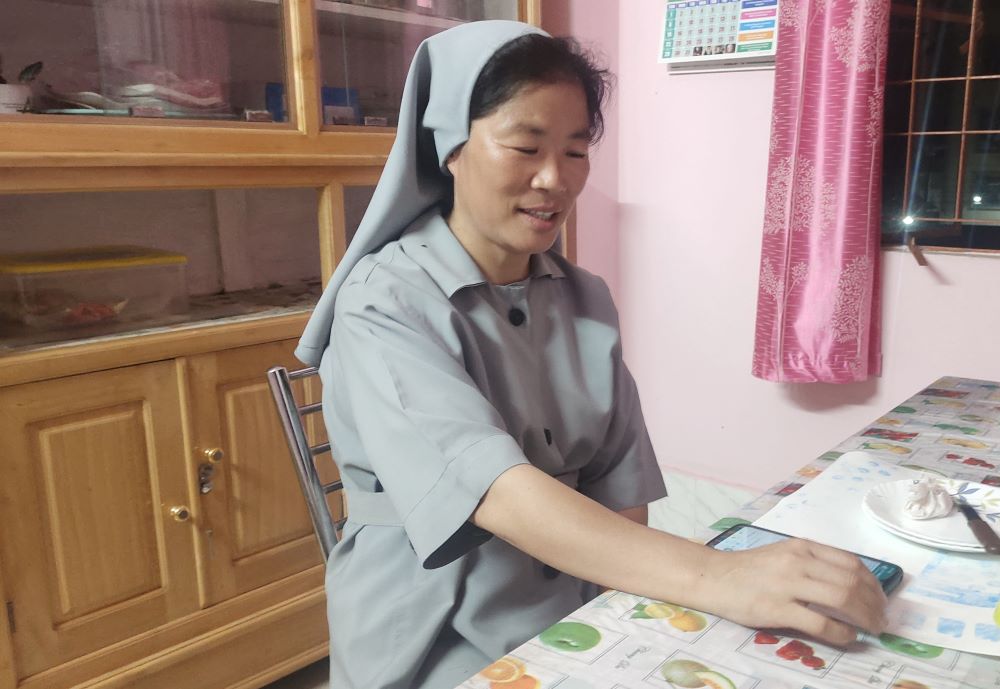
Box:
[543,252,620,322]
[333,242,463,358]
[336,242,449,319]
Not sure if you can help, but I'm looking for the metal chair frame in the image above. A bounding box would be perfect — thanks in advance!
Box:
[266,365,344,559]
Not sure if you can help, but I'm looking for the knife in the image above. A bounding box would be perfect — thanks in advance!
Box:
[956,500,1000,555]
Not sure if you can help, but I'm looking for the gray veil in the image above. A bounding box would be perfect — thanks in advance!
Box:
[295,20,547,366]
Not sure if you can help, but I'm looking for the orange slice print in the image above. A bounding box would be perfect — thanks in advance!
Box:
[493,675,541,689]
[478,657,525,683]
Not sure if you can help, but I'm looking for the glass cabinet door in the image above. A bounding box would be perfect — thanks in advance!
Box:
[0,0,289,123]
[314,0,519,128]
[0,186,323,353]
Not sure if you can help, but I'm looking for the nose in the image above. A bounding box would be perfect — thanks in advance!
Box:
[530,154,569,194]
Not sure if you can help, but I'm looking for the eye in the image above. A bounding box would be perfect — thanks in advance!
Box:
[512,147,538,155]
[567,151,589,160]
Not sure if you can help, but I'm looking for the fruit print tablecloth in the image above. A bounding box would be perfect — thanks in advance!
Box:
[456,376,1000,689]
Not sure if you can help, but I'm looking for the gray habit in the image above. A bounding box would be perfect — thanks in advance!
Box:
[295,19,667,689]
[322,211,666,689]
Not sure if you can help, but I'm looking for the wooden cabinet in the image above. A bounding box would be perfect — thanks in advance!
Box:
[0,1,540,687]
[0,362,199,680]
[186,341,327,605]
[0,341,342,689]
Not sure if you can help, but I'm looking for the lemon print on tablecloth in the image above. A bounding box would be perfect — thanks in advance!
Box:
[630,602,682,619]
[670,611,708,632]
[631,602,708,632]
[645,603,681,618]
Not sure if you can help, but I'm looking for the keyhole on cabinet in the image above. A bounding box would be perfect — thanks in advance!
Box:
[198,463,216,494]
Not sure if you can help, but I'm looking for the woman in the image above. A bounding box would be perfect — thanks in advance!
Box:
[297,20,887,689]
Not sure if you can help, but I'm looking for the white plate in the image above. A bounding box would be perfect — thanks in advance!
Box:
[862,506,984,552]
[862,478,1000,553]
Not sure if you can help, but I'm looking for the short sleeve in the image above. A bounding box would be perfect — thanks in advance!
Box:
[328,279,528,568]
[576,323,667,511]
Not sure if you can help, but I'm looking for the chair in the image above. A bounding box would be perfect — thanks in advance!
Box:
[267,365,345,559]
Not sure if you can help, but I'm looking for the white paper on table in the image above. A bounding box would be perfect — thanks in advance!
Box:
[754,450,1000,656]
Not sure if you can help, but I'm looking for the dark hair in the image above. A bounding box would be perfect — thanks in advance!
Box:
[468,34,612,144]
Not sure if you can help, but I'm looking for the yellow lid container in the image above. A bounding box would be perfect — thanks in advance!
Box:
[0,246,187,275]
[0,245,189,330]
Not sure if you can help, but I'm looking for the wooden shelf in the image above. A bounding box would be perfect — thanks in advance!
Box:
[0,281,321,356]
[253,0,466,29]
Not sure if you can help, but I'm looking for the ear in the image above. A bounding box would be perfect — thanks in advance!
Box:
[445,144,464,177]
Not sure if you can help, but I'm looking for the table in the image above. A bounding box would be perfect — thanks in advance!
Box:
[458,376,1000,689]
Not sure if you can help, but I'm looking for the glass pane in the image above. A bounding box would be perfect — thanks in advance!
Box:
[314,0,518,128]
[906,221,1000,249]
[344,185,377,247]
[912,80,966,131]
[0,188,320,352]
[885,84,912,133]
[962,134,1000,223]
[887,2,917,81]
[881,218,956,245]
[0,0,288,123]
[882,135,909,228]
[972,0,1000,76]
[968,79,1000,131]
[907,134,962,218]
[916,0,974,79]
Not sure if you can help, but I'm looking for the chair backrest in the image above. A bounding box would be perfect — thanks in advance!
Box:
[266,365,344,559]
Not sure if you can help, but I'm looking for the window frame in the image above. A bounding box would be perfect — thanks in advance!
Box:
[883,0,1000,252]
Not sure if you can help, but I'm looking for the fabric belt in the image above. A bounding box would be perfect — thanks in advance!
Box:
[344,489,402,527]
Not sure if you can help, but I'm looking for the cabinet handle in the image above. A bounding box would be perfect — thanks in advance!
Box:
[170,505,192,522]
[203,448,225,463]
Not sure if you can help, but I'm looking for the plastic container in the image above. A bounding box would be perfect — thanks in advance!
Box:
[0,246,188,329]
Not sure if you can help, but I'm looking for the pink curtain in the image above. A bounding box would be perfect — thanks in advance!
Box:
[751,0,889,383]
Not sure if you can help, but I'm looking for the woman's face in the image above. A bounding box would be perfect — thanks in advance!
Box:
[446,79,591,280]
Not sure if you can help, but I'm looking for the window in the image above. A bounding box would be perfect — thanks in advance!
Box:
[882,0,1000,250]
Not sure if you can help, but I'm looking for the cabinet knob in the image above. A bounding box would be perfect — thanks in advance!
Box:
[170,505,192,522]
[203,448,225,463]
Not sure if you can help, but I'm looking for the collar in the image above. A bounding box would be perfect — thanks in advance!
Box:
[400,211,567,298]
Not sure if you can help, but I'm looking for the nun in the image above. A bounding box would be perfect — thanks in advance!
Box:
[296,20,888,689]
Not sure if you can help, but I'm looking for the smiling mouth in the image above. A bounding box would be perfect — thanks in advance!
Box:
[520,209,558,221]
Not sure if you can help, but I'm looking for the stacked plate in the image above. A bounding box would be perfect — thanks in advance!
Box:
[862,479,997,553]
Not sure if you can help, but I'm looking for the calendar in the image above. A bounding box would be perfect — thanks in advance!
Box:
[661,0,779,65]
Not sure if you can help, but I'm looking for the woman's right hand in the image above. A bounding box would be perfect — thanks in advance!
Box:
[696,536,889,647]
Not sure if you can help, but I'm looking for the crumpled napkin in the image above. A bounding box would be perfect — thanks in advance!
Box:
[903,476,954,519]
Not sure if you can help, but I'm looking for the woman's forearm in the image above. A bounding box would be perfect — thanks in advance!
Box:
[472,463,888,647]
[472,464,718,611]
[618,504,648,526]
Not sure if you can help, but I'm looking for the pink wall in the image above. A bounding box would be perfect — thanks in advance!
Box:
[547,0,1000,492]
[542,1,621,301]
